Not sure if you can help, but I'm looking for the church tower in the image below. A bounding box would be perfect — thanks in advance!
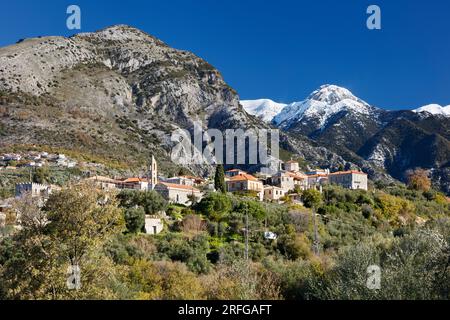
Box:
[149,156,158,190]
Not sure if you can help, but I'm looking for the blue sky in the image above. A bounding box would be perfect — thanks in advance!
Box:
[0,0,449,109]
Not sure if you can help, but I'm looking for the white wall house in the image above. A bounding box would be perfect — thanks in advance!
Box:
[226,173,264,201]
[263,186,286,202]
[307,174,329,190]
[225,169,248,178]
[164,176,195,187]
[272,172,295,192]
[155,182,203,205]
[145,216,164,235]
[284,161,300,172]
[328,171,368,190]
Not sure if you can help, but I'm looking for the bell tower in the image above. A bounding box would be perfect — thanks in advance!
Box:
[149,155,158,190]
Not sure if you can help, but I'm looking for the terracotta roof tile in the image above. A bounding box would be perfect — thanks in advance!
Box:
[158,182,201,192]
[329,171,367,176]
[228,173,259,182]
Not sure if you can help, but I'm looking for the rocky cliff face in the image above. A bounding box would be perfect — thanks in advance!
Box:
[0,25,359,177]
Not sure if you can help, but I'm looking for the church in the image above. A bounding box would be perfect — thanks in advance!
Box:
[150,156,203,206]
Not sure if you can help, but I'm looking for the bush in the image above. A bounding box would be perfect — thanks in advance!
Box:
[118,190,168,215]
[194,192,232,222]
[301,189,322,208]
[201,260,281,300]
[124,207,146,234]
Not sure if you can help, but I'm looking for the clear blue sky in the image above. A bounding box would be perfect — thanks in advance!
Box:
[0,0,449,109]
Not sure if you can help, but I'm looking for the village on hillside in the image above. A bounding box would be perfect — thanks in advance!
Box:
[1,151,368,235]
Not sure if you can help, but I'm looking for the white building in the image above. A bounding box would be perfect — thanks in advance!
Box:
[87,176,119,191]
[149,156,158,190]
[328,171,368,190]
[286,172,308,190]
[155,182,203,205]
[284,160,300,172]
[145,216,164,235]
[271,172,295,192]
[225,169,248,178]
[164,176,195,187]
[226,173,264,201]
[307,174,329,190]
[263,186,286,202]
[121,178,149,191]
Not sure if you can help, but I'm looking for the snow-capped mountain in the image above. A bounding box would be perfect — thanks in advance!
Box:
[413,104,450,117]
[241,99,287,122]
[273,85,377,129]
[265,84,450,194]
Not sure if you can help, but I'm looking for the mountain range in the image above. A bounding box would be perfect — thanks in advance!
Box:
[0,25,448,193]
[242,85,450,193]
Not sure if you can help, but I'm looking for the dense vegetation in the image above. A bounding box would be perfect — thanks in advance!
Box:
[0,180,449,300]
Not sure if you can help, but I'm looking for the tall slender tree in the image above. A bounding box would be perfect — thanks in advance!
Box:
[214,165,226,193]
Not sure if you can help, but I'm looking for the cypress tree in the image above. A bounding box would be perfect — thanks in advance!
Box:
[214,164,226,193]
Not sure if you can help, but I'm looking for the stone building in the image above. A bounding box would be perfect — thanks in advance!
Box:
[15,183,53,198]
[263,185,286,202]
[271,172,295,192]
[145,216,164,235]
[226,173,264,201]
[284,160,300,172]
[154,182,203,205]
[328,171,368,190]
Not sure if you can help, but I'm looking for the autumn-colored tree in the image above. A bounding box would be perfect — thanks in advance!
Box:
[126,259,205,300]
[406,168,431,192]
[0,182,125,299]
[201,260,281,300]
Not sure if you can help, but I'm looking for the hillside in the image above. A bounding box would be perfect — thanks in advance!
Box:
[0,25,369,180]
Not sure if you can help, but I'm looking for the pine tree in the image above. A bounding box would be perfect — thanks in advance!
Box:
[214,165,226,193]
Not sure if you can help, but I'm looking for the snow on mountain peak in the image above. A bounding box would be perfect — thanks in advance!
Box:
[273,85,372,127]
[413,104,450,117]
[307,84,358,105]
[241,99,287,122]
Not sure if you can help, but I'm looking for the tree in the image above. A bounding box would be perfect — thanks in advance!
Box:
[406,168,431,192]
[277,224,313,260]
[301,189,323,209]
[124,207,146,234]
[194,192,232,222]
[214,165,226,193]
[43,183,125,267]
[202,260,281,300]
[126,260,205,300]
[0,183,125,299]
[235,200,266,221]
[139,191,168,215]
[33,166,50,184]
[117,190,167,215]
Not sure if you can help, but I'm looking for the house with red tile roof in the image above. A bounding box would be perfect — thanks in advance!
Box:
[226,173,264,200]
[225,169,248,178]
[154,182,203,205]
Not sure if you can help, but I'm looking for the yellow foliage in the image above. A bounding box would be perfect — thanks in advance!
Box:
[375,192,416,225]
